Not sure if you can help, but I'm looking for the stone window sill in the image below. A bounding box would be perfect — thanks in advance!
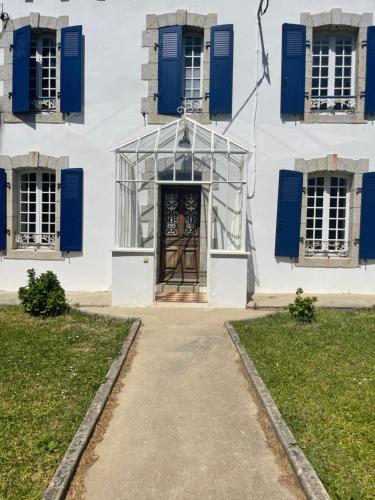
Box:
[303,112,366,124]
[147,112,211,125]
[295,256,359,268]
[4,249,64,261]
[2,112,65,124]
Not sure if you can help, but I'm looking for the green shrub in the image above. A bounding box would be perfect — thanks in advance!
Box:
[18,269,69,317]
[288,288,317,323]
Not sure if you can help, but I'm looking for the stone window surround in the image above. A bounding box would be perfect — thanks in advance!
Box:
[0,151,68,260]
[0,12,69,124]
[301,9,373,124]
[141,10,218,125]
[295,154,368,268]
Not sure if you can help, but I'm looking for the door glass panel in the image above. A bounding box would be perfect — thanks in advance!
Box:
[164,193,179,236]
[184,192,200,236]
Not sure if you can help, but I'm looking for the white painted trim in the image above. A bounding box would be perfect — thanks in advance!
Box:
[210,250,251,256]
[112,248,155,254]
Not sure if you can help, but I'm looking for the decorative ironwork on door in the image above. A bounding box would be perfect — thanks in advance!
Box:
[164,193,178,236]
[184,193,199,236]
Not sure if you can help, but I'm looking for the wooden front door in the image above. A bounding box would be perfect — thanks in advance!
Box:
[160,186,201,283]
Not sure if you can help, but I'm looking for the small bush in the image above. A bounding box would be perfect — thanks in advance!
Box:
[18,269,69,317]
[288,288,317,323]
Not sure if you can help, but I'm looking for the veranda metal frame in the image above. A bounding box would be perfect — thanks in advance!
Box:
[114,117,253,256]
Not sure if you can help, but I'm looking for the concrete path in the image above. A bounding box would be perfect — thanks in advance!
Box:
[73,307,302,500]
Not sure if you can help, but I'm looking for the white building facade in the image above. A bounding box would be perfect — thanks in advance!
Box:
[1,0,375,307]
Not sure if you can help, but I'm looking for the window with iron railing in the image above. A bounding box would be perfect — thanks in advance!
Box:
[17,171,56,249]
[182,32,204,113]
[311,32,356,115]
[305,175,351,257]
[30,31,57,113]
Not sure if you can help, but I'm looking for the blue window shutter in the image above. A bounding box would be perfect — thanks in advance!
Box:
[365,26,375,114]
[60,168,83,252]
[12,25,31,113]
[61,26,83,113]
[280,23,306,114]
[158,26,183,115]
[275,170,303,257]
[209,24,234,114]
[0,169,6,251]
[359,172,375,260]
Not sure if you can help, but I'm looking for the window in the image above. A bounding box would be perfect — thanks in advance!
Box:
[183,33,203,111]
[9,20,83,118]
[0,154,84,257]
[16,171,56,249]
[142,12,233,123]
[305,175,351,257]
[311,33,356,114]
[281,11,375,121]
[275,156,370,266]
[30,32,57,113]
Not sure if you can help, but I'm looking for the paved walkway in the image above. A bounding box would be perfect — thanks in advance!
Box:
[72,307,302,500]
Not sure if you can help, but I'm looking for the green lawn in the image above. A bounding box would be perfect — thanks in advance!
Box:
[0,306,133,500]
[232,310,375,500]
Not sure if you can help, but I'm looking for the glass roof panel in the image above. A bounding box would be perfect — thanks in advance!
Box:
[195,123,212,151]
[230,142,249,154]
[157,121,179,151]
[175,120,194,151]
[213,133,229,153]
[138,130,158,152]
[118,138,139,153]
[115,118,252,158]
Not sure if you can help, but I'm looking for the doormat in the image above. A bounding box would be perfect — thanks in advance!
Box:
[155,291,207,303]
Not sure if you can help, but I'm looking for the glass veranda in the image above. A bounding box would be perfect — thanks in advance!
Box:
[114,117,252,252]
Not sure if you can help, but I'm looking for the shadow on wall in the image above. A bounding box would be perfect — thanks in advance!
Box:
[223,5,271,135]
[246,201,260,301]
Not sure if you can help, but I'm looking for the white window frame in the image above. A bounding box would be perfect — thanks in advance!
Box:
[311,31,356,114]
[30,31,57,113]
[305,173,351,257]
[182,31,204,113]
[17,170,57,249]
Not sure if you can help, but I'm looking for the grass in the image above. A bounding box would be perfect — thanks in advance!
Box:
[0,306,133,500]
[232,310,375,500]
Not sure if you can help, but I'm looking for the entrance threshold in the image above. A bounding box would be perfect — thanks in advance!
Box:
[155,290,208,304]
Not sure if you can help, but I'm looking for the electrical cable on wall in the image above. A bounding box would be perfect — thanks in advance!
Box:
[0,2,10,22]
[0,2,10,41]
[248,0,270,199]
[258,0,269,16]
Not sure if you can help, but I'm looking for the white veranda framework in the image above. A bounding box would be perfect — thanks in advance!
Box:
[114,117,253,252]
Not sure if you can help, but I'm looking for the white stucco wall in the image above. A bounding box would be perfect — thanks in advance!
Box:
[209,254,248,308]
[112,252,155,307]
[1,0,375,295]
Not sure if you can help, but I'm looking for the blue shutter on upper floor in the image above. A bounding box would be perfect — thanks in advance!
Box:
[280,23,306,114]
[60,26,83,113]
[0,169,6,251]
[275,170,303,258]
[12,25,31,113]
[209,25,234,114]
[158,26,183,115]
[365,26,375,115]
[359,172,375,260]
[60,168,83,252]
